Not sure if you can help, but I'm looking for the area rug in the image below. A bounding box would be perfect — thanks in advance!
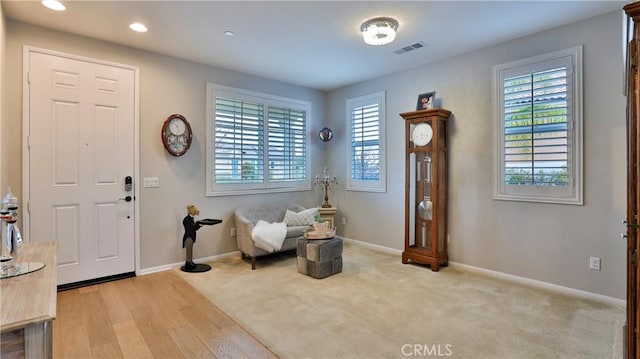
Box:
[176,241,624,359]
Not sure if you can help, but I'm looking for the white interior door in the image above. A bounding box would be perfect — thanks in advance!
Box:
[26,49,137,285]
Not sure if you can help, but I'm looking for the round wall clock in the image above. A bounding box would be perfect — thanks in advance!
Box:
[161,114,192,156]
[411,123,433,146]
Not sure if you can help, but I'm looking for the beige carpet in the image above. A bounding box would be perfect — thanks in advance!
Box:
[176,241,624,359]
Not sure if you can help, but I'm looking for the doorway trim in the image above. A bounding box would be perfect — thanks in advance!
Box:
[22,46,141,276]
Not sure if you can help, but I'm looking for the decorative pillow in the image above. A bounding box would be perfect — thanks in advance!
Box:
[283,208,317,226]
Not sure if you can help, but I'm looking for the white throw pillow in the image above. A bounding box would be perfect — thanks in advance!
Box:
[283,208,317,226]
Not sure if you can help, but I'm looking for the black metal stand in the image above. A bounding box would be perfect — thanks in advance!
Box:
[180,263,212,272]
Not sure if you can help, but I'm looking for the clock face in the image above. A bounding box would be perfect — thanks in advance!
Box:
[169,117,186,135]
[162,114,192,156]
[411,123,433,146]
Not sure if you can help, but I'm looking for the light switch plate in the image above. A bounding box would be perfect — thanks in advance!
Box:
[143,177,159,188]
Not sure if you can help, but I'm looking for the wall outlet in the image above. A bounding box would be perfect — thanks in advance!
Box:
[342,217,347,225]
[447,234,451,244]
[231,227,236,237]
[589,256,601,271]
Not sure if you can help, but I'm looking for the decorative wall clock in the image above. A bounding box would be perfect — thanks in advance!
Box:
[161,114,192,157]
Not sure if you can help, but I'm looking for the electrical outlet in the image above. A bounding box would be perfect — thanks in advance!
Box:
[589,256,601,271]
[231,227,236,237]
[342,217,347,225]
[447,234,451,244]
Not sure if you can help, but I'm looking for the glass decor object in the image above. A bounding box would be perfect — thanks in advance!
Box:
[319,127,334,142]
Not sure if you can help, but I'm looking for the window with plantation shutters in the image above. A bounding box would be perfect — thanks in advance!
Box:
[206,84,311,196]
[347,91,386,192]
[493,46,583,205]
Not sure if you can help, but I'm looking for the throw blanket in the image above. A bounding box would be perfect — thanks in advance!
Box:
[251,220,287,253]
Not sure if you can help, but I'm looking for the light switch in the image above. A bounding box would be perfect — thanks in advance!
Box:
[143,177,159,188]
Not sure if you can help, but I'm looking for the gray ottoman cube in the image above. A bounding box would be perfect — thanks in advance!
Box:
[297,236,343,279]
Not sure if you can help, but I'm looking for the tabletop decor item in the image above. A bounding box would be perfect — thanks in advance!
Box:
[314,166,338,208]
[416,92,436,110]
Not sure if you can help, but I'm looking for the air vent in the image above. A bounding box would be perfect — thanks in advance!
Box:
[393,41,427,55]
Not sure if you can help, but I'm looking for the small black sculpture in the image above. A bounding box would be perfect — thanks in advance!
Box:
[181,204,222,273]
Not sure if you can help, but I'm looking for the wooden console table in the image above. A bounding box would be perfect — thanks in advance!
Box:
[0,241,57,359]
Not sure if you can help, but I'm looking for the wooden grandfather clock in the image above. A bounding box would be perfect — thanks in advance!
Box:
[400,108,451,271]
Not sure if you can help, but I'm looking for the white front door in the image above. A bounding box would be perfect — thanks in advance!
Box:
[25,48,137,285]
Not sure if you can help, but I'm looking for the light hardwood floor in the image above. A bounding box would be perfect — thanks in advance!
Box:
[53,270,277,358]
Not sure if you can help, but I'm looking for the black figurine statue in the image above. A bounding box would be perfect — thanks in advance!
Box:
[180,204,223,273]
[182,204,202,271]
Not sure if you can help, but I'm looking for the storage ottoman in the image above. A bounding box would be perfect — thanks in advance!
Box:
[296,236,343,279]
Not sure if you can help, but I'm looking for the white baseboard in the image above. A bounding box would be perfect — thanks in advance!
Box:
[342,236,403,255]
[139,251,241,275]
[344,237,625,308]
[448,261,625,308]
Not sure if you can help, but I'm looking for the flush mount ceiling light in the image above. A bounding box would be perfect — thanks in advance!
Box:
[129,22,148,33]
[41,0,66,11]
[360,17,399,46]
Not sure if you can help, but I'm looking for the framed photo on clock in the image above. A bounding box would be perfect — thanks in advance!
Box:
[416,91,436,110]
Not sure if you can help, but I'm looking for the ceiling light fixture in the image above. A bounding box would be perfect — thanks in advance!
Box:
[360,17,399,46]
[224,30,234,36]
[41,0,66,11]
[129,23,148,33]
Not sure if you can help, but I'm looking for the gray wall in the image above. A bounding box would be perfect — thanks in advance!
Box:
[327,11,626,299]
[4,21,327,269]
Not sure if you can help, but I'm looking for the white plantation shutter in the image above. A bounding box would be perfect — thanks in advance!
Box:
[267,106,306,182]
[503,67,569,186]
[351,103,380,181]
[206,84,311,195]
[493,46,583,205]
[347,91,386,192]
[214,97,264,184]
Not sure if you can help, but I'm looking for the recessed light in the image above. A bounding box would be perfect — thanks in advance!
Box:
[41,0,66,11]
[129,23,148,33]
[224,30,234,36]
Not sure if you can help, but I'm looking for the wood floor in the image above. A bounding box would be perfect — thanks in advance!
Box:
[53,270,277,359]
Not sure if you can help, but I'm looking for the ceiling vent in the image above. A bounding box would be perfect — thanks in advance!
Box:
[393,41,427,55]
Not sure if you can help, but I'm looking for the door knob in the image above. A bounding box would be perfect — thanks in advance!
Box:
[119,196,132,202]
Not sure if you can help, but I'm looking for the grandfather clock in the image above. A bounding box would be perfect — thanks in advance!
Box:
[400,108,451,271]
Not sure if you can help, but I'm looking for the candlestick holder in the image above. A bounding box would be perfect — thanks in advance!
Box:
[314,167,338,208]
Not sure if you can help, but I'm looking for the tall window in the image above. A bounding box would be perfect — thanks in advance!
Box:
[347,91,386,192]
[493,46,583,205]
[206,84,310,196]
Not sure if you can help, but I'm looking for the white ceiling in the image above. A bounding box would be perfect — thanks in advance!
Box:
[2,0,628,91]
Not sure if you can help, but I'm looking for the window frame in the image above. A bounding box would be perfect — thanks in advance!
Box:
[206,83,312,196]
[492,46,583,205]
[346,91,387,192]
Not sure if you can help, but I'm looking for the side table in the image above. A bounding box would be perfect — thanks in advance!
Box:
[318,207,337,228]
[297,236,343,279]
